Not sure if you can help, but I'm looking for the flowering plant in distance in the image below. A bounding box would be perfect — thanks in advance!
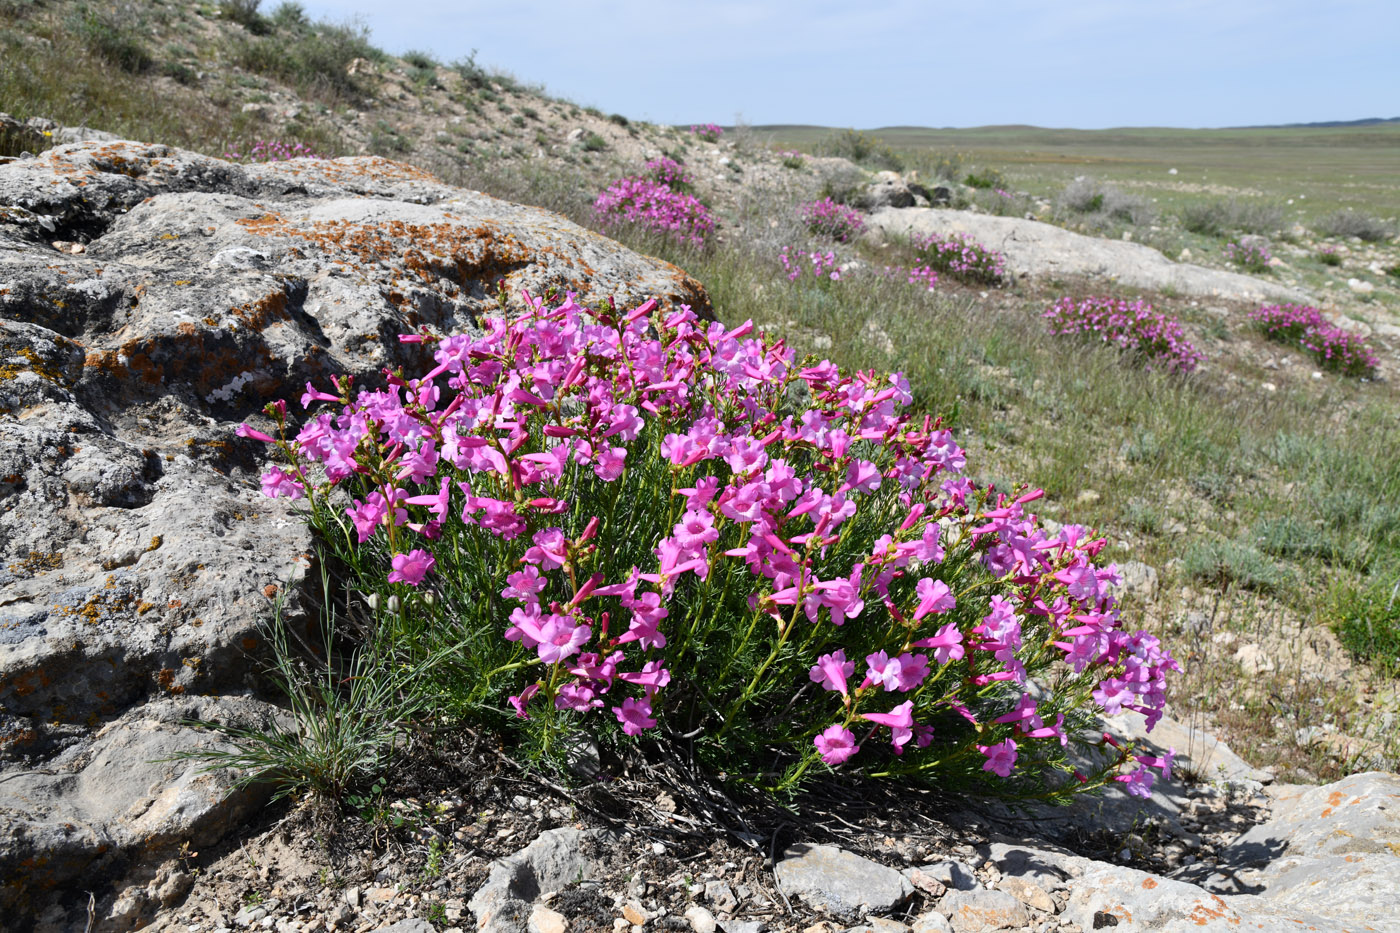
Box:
[690,123,724,142]
[881,264,940,292]
[593,176,715,247]
[1224,239,1271,272]
[242,292,1179,799]
[1251,303,1378,378]
[779,248,843,283]
[912,232,1007,285]
[223,139,324,163]
[1045,297,1205,374]
[798,198,866,243]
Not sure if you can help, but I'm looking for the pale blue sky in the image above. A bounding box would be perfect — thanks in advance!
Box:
[299,0,1399,129]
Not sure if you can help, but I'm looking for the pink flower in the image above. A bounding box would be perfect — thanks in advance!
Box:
[235,423,276,443]
[862,700,919,752]
[866,652,929,693]
[508,684,540,719]
[814,725,859,765]
[260,466,305,500]
[913,578,955,620]
[911,621,964,664]
[1115,765,1156,798]
[594,445,627,481]
[503,566,547,603]
[672,508,719,553]
[978,738,1018,777]
[993,692,1043,730]
[555,682,603,712]
[388,549,435,586]
[1093,677,1134,716]
[809,650,855,696]
[523,527,569,569]
[614,696,657,736]
[534,615,591,664]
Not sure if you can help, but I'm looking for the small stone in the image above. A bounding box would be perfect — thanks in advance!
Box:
[621,903,647,926]
[910,914,952,933]
[775,844,913,919]
[529,905,568,933]
[906,869,948,898]
[345,887,361,908]
[939,889,1029,933]
[916,861,980,892]
[704,881,738,914]
[233,906,268,928]
[997,877,1055,914]
[684,905,717,933]
[851,920,911,933]
[722,922,764,933]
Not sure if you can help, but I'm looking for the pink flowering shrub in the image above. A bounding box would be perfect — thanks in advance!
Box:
[593,176,715,247]
[779,248,843,283]
[691,123,724,142]
[644,157,693,191]
[243,293,1178,798]
[1225,240,1272,272]
[223,140,324,163]
[1251,304,1379,377]
[1044,297,1205,374]
[912,232,1007,285]
[798,198,866,243]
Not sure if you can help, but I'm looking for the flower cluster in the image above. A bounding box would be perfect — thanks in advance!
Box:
[223,140,324,163]
[244,293,1178,797]
[1225,240,1272,272]
[797,198,866,243]
[644,157,692,190]
[690,123,724,142]
[780,150,806,169]
[1044,297,1205,373]
[779,248,842,283]
[1250,304,1379,377]
[1317,245,1343,267]
[912,232,1007,285]
[881,265,940,292]
[593,176,716,247]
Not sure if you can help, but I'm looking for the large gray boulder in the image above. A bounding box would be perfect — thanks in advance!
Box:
[866,207,1307,303]
[985,772,1400,931]
[0,139,708,919]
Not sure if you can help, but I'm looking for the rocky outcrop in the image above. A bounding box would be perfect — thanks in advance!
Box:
[866,207,1309,303]
[0,139,707,918]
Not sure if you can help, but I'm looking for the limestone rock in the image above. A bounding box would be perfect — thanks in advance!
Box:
[866,208,1307,303]
[1202,772,1400,929]
[1062,863,1343,932]
[0,139,707,920]
[774,843,913,920]
[937,889,1028,933]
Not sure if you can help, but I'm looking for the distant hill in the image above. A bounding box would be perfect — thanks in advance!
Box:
[1228,117,1400,129]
